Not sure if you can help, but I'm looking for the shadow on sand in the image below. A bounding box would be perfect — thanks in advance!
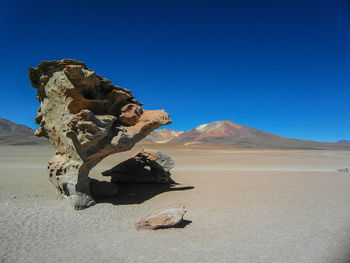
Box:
[91,181,194,206]
[149,219,193,230]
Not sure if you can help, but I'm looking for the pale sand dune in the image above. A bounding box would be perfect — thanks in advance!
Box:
[1,145,350,263]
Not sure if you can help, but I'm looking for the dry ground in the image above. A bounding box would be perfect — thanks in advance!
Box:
[0,145,350,263]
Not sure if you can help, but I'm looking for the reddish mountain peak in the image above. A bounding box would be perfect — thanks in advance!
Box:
[145,119,350,150]
[170,120,246,144]
[193,120,243,137]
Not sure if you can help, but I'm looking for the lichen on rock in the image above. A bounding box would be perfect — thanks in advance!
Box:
[29,59,172,209]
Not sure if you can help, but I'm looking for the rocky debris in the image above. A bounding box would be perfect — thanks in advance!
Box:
[29,59,172,209]
[135,207,187,230]
[102,149,175,183]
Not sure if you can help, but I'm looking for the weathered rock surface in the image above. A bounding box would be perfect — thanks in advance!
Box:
[135,207,187,230]
[102,149,175,183]
[29,59,172,209]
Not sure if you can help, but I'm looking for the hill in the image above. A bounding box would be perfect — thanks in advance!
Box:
[142,128,182,143]
[0,118,49,145]
[168,120,350,150]
[2,118,348,150]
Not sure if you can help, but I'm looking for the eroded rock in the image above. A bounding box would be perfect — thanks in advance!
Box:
[29,59,172,209]
[135,207,187,230]
[102,149,175,183]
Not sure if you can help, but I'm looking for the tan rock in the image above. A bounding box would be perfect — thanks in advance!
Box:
[135,207,187,230]
[29,59,172,209]
[120,104,143,125]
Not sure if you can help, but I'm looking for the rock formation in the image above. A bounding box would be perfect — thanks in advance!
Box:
[135,207,187,230]
[102,149,175,183]
[29,59,172,209]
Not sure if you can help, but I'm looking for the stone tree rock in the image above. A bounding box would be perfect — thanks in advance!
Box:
[29,59,172,209]
[102,149,175,183]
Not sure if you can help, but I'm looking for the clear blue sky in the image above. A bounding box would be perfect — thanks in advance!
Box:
[0,0,349,142]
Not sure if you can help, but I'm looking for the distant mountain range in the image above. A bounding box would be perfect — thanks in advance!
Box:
[144,120,350,150]
[142,128,183,143]
[0,117,348,150]
[0,118,49,145]
[338,140,350,144]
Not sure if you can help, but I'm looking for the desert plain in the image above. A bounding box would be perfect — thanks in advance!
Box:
[0,144,350,263]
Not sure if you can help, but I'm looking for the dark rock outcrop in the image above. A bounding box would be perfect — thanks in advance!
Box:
[102,149,175,183]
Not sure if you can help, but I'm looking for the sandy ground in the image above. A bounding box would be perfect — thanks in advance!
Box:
[0,145,350,263]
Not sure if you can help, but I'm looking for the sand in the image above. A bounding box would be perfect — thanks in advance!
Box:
[1,145,350,263]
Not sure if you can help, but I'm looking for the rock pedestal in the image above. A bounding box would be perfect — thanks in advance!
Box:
[29,59,172,209]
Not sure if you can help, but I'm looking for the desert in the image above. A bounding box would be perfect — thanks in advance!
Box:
[2,1,350,262]
[1,143,350,262]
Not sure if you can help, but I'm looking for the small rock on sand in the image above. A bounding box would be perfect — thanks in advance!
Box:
[135,207,187,230]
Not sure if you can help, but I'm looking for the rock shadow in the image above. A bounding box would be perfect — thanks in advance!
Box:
[91,180,194,205]
[157,219,192,229]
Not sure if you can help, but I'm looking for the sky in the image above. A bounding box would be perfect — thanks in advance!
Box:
[0,0,349,142]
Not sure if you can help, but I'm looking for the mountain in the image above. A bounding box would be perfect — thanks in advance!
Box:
[2,117,347,150]
[0,118,49,145]
[142,128,183,143]
[169,120,350,150]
